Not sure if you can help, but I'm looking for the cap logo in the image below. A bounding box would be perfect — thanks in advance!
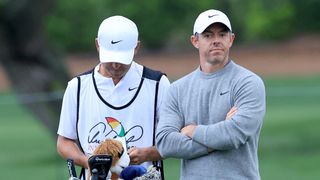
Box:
[208,14,218,18]
[111,40,122,44]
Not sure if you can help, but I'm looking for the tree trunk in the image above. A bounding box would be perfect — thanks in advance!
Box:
[0,0,70,136]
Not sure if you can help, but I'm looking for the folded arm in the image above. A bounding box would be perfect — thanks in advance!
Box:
[192,76,266,150]
[156,88,209,159]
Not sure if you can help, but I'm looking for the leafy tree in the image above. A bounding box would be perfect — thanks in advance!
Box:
[291,0,320,33]
[46,0,217,50]
[46,0,320,52]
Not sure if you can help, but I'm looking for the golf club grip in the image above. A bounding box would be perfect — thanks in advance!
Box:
[91,168,99,180]
[67,159,77,177]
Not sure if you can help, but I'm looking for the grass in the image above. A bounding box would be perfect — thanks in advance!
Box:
[259,75,320,180]
[0,93,66,180]
[0,74,319,179]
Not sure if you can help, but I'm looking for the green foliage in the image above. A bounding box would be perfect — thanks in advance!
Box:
[45,0,320,51]
[229,0,295,41]
[46,0,104,52]
[45,0,217,50]
[227,0,319,42]
[291,0,320,32]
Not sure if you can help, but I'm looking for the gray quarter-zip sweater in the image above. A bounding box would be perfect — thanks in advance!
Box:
[156,60,266,180]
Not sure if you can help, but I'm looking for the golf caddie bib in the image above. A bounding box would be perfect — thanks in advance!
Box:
[76,66,163,169]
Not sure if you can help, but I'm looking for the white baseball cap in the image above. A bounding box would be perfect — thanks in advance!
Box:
[193,9,232,34]
[97,16,138,65]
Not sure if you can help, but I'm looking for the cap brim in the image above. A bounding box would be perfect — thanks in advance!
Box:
[99,47,134,65]
[197,21,231,34]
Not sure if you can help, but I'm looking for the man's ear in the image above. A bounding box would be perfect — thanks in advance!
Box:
[229,32,235,48]
[190,35,199,49]
[95,38,100,52]
[134,41,141,55]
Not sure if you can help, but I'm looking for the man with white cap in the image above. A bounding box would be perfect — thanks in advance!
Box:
[57,15,170,179]
[156,9,266,179]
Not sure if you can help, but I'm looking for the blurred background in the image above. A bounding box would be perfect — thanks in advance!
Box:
[0,0,319,179]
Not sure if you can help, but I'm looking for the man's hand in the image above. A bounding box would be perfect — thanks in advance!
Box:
[128,146,161,165]
[128,147,147,165]
[180,124,197,138]
[226,106,237,120]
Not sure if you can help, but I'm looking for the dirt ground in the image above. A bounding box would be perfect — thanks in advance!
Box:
[1,35,319,90]
[66,34,320,78]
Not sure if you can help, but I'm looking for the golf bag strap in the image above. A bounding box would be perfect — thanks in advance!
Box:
[76,76,86,180]
[142,66,166,180]
[75,69,95,180]
[154,80,165,180]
